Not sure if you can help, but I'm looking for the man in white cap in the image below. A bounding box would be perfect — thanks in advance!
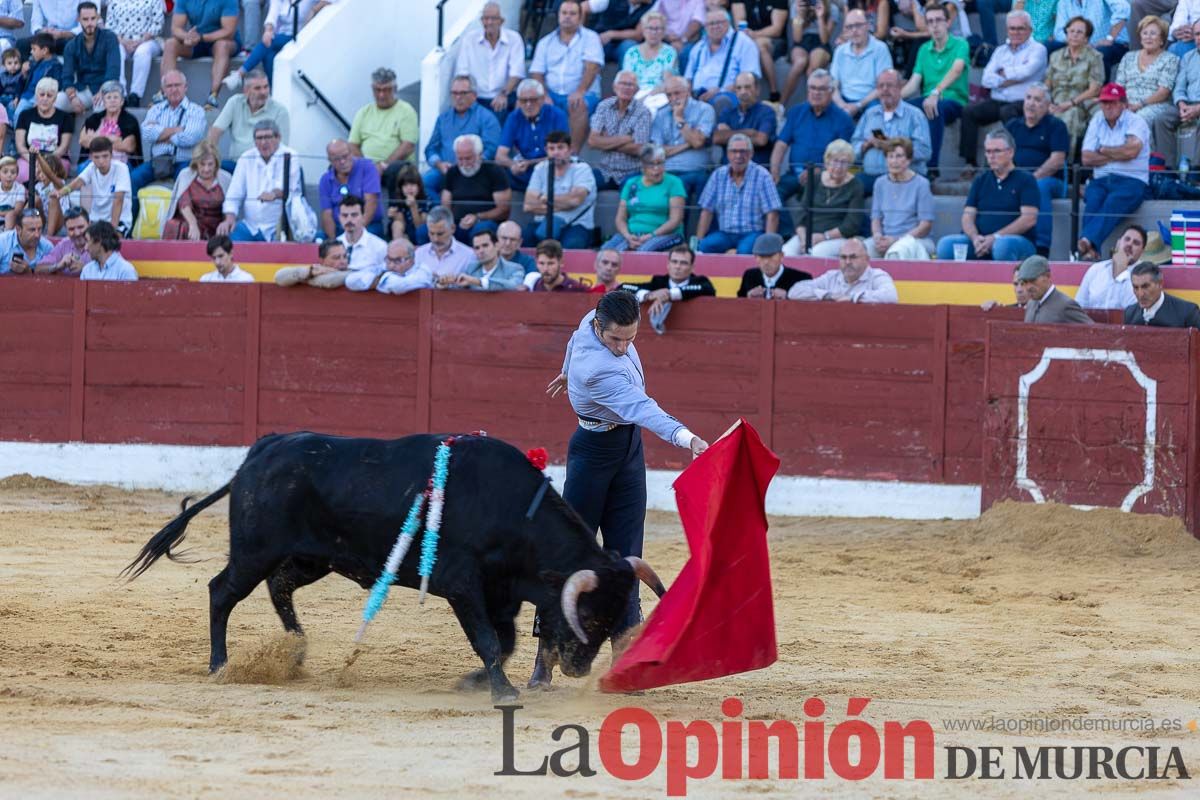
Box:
[1018,254,1093,324]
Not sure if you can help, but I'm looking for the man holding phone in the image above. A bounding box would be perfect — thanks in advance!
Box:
[850,69,932,193]
[0,209,54,275]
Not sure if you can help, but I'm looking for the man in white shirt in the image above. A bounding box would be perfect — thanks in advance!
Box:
[218,119,301,242]
[1075,223,1145,309]
[54,136,131,234]
[413,205,474,280]
[78,220,137,281]
[960,10,1047,169]
[454,2,526,119]
[347,238,435,294]
[529,0,604,151]
[336,194,387,273]
[199,234,255,282]
[787,237,898,303]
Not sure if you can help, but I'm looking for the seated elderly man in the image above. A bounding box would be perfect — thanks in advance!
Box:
[587,70,651,190]
[1004,83,1069,256]
[684,8,762,116]
[414,205,474,281]
[453,3,526,120]
[714,72,777,165]
[1077,83,1151,262]
[830,8,894,117]
[1124,261,1200,328]
[495,78,569,191]
[737,232,813,299]
[441,133,512,245]
[936,129,1038,261]
[695,134,782,253]
[529,0,603,151]
[346,238,435,294]
[522,129,597,248]
[589,248,623,293]
[497,219,535,272]
[437,228,524,291]
[318,139,383,239]
[1153,31,1200,171]
[207,69,290,172]
[787,237,898,303]
[423,75,501,197]
[216,120,301,242]
[649,75,716,201]
[850,69,933,193]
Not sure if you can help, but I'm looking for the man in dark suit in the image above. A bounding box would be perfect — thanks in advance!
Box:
[1019,255,1093,325]
[620,243,716,309]
[737,232,812,298]
[1124,262,1200,329]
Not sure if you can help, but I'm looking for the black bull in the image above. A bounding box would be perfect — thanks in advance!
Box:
[123,431,666,699]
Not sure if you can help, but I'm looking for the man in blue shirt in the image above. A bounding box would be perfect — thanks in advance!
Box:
[649,75,717,202]
[685,8,762,116]
[936,129,1039,261]
[1004,84,1069,256]
[423,75,502,197]
[79,221,138,281]
[714,72,777,165]
[57,2,119,115]
[529,0,604,152]
[695,134,782,253]
[496,79,569,191]
[850,69,933,193]
[0,210,54,274]
[162,0,240,109]
[770,68,853,207]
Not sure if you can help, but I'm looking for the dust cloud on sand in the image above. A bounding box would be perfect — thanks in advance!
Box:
[1,485,1198,798]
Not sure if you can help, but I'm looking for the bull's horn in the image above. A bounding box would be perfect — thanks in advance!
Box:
[626,556,666,598]
[561,569,599,644]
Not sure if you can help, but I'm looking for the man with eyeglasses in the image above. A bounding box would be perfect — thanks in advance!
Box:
[217,119,301,242]
[348,238,434,294]
[208,69,290,174]
[649,74,715,202]
[714,72,776,165]
[901,1,969,177]
[683,8,761,117]
[496,78,568,191]
[35,206,88,275]
[0,208,53,275]
[620,242,715,315]
[771,68,853,205]
[348,67,418,202]
[453,3,526,119]
[318,139,383,240]
[497,219,535,273]
[830,9,894,118]
[786,237,898,303]
[960,10,1046,172]
[851,69,933,192]
[1004,83,1069,256]
[423,75,501,197]
[529,0,604,152]
[131,70,206,197]
[695,133,781,253]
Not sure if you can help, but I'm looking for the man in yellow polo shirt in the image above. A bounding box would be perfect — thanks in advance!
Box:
[349,66,419,211]
[900,1,969,178]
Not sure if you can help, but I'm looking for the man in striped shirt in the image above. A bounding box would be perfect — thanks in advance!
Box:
[695,133,781,253]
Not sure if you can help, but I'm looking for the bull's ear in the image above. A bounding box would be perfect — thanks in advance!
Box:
[539,570,567,588]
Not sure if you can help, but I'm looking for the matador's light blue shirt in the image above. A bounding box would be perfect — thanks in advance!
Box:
[562,310,688,447]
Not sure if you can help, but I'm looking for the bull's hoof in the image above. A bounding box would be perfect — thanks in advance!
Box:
[455,668,491,692]
[491,684,520,701]
[526,676,553,691]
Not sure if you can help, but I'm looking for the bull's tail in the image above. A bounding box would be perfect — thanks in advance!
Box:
[121,482,232,581]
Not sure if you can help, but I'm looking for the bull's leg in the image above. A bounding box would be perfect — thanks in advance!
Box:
[527,640,554,689]
[448,592,518,701]
[208,562,273,673]
[266,557,331,636]
[457,597,519,692]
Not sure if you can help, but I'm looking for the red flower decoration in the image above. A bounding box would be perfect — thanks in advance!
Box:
[526,447,548,471]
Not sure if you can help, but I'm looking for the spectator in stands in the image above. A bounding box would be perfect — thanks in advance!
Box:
[1045,16,1105,151]
[530,0,604,152]
[522,129,597,248]
[656,0,705,62]
[650,75,715,201]
[424,75,501,197]
[1076,222,1144,308]
[275,239,349,289]
[346,238,435,294]
[589,247,623,292]
[713,72,775,165]
[787,237,899,302]
[1048,1,1128,79]
[454,3,526,120]
[1005,83,1069,256]
[0,208,53,274]
[1125,261,1200,327]
[21,0,78,57]
[439,228,525,291]
[1168,5,1200,58]
[79,220,137,281]
[1159,27,1200,169]
[852,69,932,192]
[0,157,22,227]
[318,139,382,240]
[771,69,854,209]
[442,133,512,244]
[961,10,1046,172]
[830,9,893,118]
[79,82,141,166]
[208,69,290,172]
[783,138,865,257]
[866,136,935,259]
[1077,82,1151,261]
[496,78,568,191]
[349,67,418,207]
[130,71,207,196]
[32,152,69,234]
[529,238,587,291]
[604,143,686,252]
[732,0,789,101]
[163,140,230,240]
[592,0,655,64]
[686,8,762,116]
[15,34,62,121]
[0,47,23,119]
[739,231,812,297]
[900,2,968,177]
[497,219,535,272]
[199,234,254,282]
[780,0,839,105]
[161,0,240,109]
[981,264,1030,310]
[53,137,131,235]
[1114,17,1179,132]
[106,0,165,108]
[16,78,73,177]
[1018,255,1092,323]
[415,205,474,280]
[588,70,652,190]
[336,194,387,273]
[57,2,119,115]
[387,165,430,245]
[622,11,677,108]
[223,0,329,90]
[696,133,781,253]
[34,206,88,274]
[217,119,300,242]
[620,242,715,313]
[936,129,1038,261]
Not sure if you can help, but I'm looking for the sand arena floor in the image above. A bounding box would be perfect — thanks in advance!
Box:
[2,477,1200,798]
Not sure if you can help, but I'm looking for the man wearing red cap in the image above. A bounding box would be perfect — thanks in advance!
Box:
[1077,83,1151,262]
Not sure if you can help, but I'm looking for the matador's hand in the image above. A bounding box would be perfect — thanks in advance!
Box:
[546,373,567,398]
[690,437,708,458]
